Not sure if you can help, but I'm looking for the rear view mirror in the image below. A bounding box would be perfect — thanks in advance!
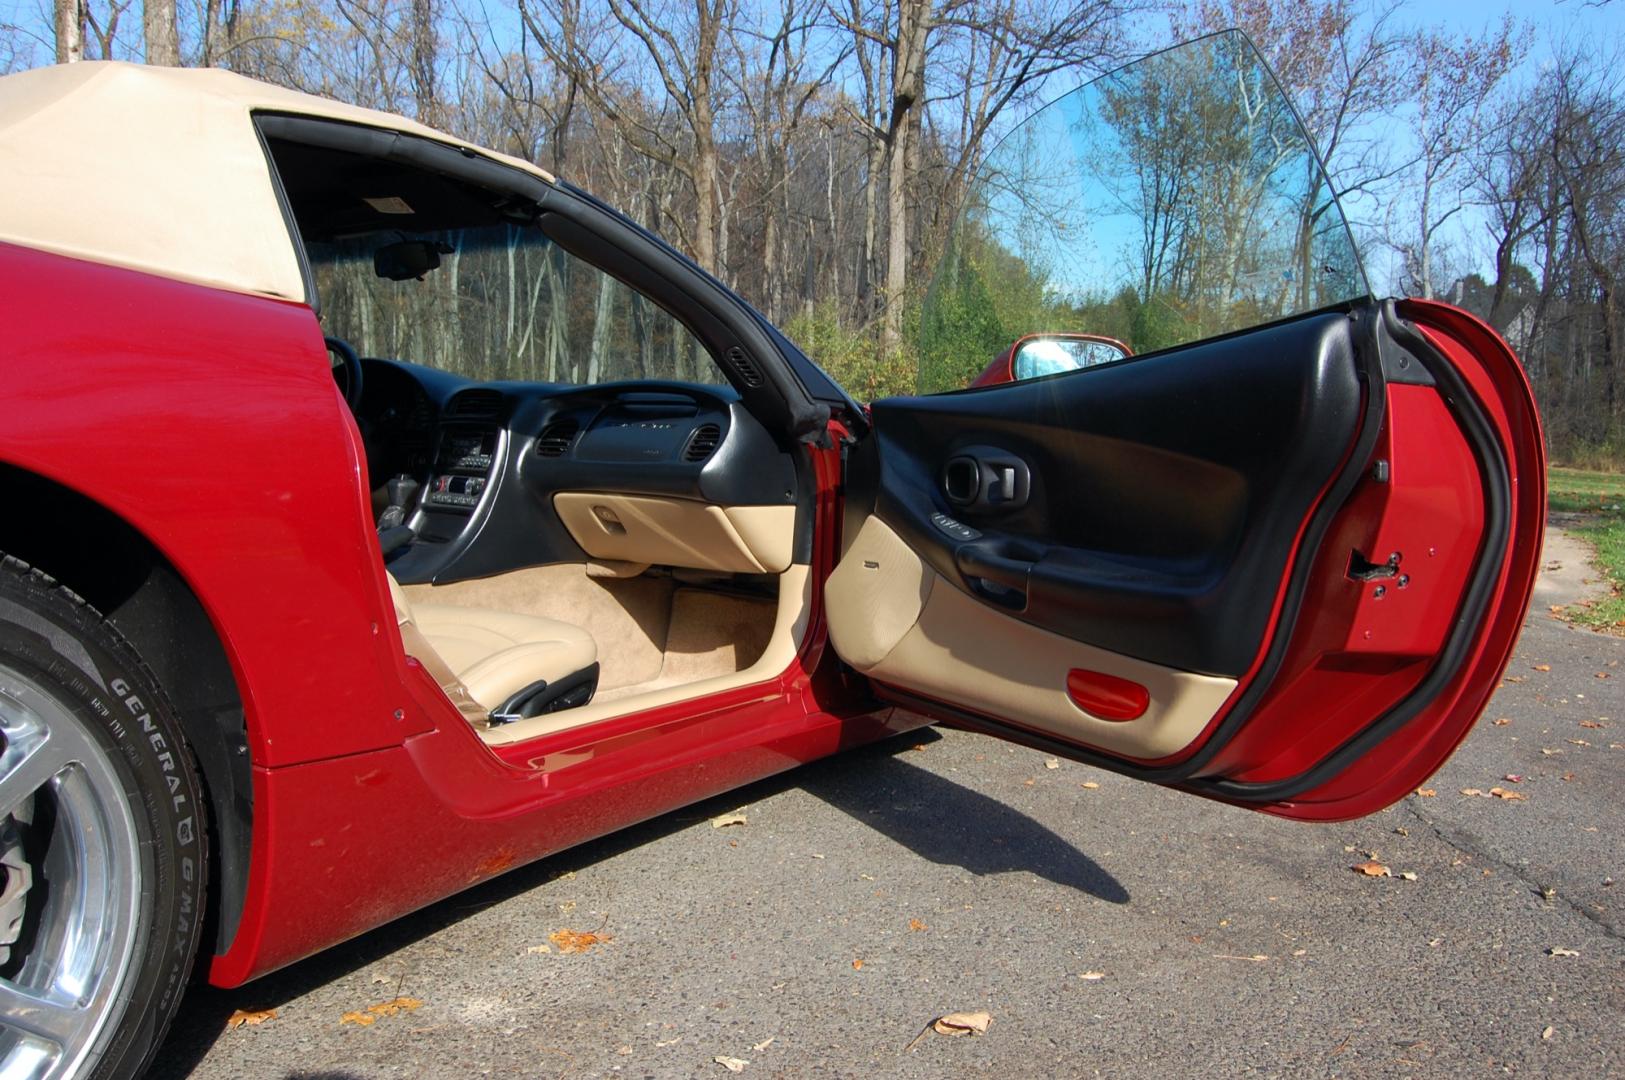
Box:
[374,239,452,281]
[1011,334,1132,381]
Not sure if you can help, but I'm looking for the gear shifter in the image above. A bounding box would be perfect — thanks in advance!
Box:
[378,474,420,531]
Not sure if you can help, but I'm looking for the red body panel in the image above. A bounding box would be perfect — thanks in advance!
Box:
[0,243,926,985]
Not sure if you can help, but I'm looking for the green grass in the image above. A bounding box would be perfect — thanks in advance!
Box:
[1548,465,1625,513]
[1549,466,1625,629]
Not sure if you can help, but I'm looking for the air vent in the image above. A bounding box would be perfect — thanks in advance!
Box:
[535,417,581,457]
[684,423,722,463]
[445,389,502,420]
[724,347,764,388]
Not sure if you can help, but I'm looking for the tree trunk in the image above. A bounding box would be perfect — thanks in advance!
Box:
[692,130,719,275]
[410,0,439,127]
[587,273,615,384]
[144,0,179,65]
[54,0,82,63]
[879,0,929,357]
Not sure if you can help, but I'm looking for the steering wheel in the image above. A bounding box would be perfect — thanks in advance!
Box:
[325,336,364,411]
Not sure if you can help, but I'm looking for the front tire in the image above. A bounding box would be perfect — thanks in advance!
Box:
[0,556,207,1079]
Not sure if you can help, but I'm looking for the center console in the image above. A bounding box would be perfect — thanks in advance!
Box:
[424,427,497,512]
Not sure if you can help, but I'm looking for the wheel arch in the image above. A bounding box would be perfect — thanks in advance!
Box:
[0,460,253,958]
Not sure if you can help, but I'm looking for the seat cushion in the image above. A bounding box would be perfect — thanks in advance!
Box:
[411,605,598,710]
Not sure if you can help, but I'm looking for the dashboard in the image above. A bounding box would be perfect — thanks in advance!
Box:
[352,357,806,585]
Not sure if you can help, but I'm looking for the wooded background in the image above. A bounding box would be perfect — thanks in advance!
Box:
[3,0,1621,461]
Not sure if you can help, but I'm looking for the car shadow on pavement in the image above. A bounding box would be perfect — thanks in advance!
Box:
[153,729,1124,1078]
[795,743,1130,902]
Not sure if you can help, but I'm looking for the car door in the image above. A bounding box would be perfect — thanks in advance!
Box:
[823,33,1545,821]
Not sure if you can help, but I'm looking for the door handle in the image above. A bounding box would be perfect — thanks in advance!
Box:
[942,446,1032,512]
[956,540,1037,608]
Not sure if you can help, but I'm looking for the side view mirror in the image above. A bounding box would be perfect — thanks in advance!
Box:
[1011,334,1133,381]
[374,239,453,281]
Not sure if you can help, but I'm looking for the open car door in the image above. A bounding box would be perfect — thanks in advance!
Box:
[825,33,1545,821]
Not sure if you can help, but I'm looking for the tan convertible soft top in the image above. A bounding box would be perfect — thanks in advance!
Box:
[0,62,554,301]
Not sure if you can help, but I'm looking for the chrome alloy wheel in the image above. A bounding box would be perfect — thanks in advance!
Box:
[0,663,142,1080]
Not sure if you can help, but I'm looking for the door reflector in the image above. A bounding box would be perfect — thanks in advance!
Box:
[1066,669,1150,721]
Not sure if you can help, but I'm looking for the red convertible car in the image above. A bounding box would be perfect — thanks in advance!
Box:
[0,33,1541,1080]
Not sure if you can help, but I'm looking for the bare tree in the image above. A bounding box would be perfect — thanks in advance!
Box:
[1396,17,1527,298]
[521,0,735,275]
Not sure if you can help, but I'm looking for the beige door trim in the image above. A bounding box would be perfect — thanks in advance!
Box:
[826,517,1236,760]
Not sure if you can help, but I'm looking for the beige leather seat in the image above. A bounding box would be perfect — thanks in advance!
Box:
[387,573,597,720]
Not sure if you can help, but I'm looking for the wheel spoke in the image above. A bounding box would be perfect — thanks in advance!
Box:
[0,979,84,1047]
[0,729,77,822]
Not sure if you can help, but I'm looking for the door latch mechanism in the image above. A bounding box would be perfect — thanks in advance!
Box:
[1348,549,1402,582]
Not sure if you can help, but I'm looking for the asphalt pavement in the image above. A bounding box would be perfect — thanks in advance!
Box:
[158,527,1624,1078]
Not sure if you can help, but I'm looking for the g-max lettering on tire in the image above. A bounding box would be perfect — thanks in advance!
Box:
[0,556,206,1080]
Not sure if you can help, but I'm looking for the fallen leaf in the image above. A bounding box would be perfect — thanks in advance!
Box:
[1505,675,1526,683]
[1534,664,1551,672]
[1547,947,1580,957]
[1596,672,1612,679]
[1043,757,1060,769]
[1503,774,1524,783]
[1580,720,1605,728]
[1415,787,1437,797]
[1022,779,1035,787]
[1542,748,1562,756]
[1542,1025,1556,1041]
[932,1011,992,1037]
[908,918,928,932]
[1568,739,1590,747]
[710,810,748,829]
[549,929,611,954]
[1078,971,1106,981]
[1399,871,1418,882]
[714,1055,750,1072]
[1488,787,1528,801]
[1352,861,1392,877]
[227,1008,277,1028]
[1080,781,1100,790]
[851,959,863,970]
[1493,718,1511,726]
[752,1037,776,1052]
[1562,772,1576,782]
[910,743,928,752]
[1460,788,1486,797]
[340,997,423,1026]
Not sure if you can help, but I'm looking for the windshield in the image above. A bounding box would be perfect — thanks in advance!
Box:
[308,224,722,386]
[918,31,1369,393]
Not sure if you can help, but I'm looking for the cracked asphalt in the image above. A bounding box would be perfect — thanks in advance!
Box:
[157,527,1623,1078]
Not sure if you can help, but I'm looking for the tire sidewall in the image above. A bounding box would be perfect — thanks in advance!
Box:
[0,570,206,1080]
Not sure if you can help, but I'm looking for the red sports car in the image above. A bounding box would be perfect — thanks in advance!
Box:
[0,33,1542,1080]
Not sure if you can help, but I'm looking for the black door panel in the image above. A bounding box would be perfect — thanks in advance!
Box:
[847,311,1366,677]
